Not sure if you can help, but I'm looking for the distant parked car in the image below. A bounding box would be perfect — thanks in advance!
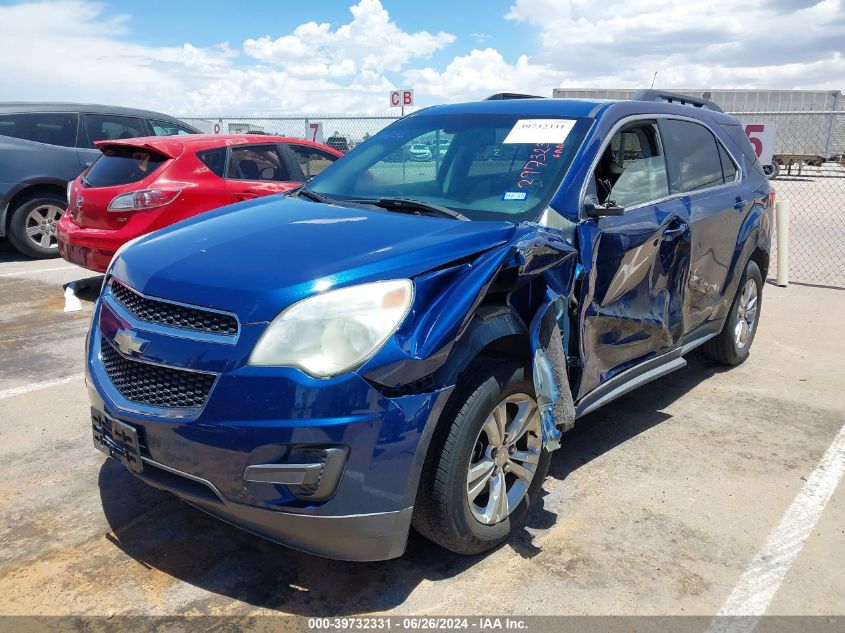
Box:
[0,103,199,258]
[57,134,342,273]
[409,143,433,161]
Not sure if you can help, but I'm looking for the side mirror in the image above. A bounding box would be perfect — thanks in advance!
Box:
[584,199,625,218]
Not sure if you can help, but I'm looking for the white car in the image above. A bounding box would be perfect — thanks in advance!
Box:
[409,143,433,161]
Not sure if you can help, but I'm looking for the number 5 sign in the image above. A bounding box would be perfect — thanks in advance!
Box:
[744,122,777,166]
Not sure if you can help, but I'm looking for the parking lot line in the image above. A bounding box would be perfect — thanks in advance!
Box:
[708,422,845,632]
[0,265,78,277]
[0,373,85,400]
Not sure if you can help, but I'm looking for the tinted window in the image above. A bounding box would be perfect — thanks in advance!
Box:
[661,120,725,192]
[82,114,146,148]
[0,112,78,147]
[592,123,669,208]
[287,144,339,180]
[227,145,290,181]
[197,148,226,178]
[151,119,195,136]
[84,146,167,187]
[718,143,738,182]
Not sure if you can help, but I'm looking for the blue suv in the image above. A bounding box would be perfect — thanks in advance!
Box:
[88,91,772,561]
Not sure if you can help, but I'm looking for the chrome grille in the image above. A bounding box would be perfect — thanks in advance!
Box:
[110,280,238,336]
[100,337,216,409]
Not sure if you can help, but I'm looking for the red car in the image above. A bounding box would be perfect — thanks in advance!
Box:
[57,134,343,272]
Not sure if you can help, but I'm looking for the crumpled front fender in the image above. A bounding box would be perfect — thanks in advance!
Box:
[362,222,578,450]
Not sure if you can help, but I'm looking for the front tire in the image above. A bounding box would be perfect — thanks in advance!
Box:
[7,193,66,258]
[702,260,763,365]
[413,356,552,555]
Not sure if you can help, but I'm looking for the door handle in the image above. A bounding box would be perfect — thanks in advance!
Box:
[734,197,745,210]
[663,223,689,239]
[235,192,259,200]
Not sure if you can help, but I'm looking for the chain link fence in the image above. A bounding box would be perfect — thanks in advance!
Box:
[181,115,400,153]
[184,104,845,288]
[725,110,845,287]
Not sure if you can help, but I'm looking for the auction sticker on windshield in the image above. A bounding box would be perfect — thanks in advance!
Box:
[503,119,576,144]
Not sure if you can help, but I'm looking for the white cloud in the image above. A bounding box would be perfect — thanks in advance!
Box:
[502,0,845,90]
[243,0,454,76]
[405,48,565,101]
[0,0,843,118]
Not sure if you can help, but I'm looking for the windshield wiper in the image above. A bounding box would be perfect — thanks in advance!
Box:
[353,197,470,221]
[294,188,333,204]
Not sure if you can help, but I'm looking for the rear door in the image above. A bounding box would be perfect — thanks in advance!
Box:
[224,144,299,201]
[657,118,744,338]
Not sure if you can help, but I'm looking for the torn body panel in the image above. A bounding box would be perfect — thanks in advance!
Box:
[574,200,691,401]
[361,222,578,450]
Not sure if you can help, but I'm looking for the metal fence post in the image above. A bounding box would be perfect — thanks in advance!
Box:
[776,199,791,287]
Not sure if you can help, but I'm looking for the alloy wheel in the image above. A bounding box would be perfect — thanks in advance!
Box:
[25,204,63,250]
[734,278,759,349]
[466,392,542,525]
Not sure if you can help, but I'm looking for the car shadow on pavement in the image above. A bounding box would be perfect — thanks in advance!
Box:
[548,354,727,484]
[0,240,39,263]
[97,353,728,614]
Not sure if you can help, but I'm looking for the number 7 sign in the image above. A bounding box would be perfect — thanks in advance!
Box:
[306,122,324,144]
[744,122,777,166]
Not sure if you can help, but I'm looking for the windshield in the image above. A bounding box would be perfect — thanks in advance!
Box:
[306,112,592,222]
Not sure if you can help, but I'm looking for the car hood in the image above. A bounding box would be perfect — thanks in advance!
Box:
[111,196,517,322]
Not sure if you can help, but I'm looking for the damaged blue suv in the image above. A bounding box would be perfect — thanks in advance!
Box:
[88,91,772,560]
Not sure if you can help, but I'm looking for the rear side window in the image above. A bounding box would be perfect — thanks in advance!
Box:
[151,119,195,136]
[81,114,146,148]
[287,144,339,180]
[718,144,738,182]
[661,119,726,192]
[0,112,78,147]
[84,146,167,187]
[227,145,290,181]
[197,148,226,177]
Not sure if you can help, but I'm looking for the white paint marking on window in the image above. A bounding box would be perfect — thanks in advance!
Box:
[0,373,85,400]
[706,423,845,633]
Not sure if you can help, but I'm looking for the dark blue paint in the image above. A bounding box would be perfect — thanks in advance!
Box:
[86,96,772,560]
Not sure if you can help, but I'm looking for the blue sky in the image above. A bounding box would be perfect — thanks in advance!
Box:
[121,0,532,67]
[0,0,843,115]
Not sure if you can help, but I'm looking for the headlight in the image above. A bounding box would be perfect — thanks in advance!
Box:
[248,279,413,377]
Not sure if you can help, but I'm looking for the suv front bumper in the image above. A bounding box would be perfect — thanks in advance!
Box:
[87,296,454,560]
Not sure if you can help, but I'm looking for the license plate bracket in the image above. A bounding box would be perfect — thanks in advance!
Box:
[92,408,143,473]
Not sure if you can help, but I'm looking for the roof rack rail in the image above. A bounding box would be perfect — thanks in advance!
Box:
[484,93,544,100]
[631,89,723,113]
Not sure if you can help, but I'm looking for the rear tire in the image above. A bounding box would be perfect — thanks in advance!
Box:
[7,193,65,258]
[413,356,552,555]
[702,260,763,366]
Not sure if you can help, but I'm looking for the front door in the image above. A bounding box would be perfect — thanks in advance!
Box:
[575,119,691,399]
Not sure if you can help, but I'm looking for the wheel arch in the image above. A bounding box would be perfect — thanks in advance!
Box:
[2,180,68,237]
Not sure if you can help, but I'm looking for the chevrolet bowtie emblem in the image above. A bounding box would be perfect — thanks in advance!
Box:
[113,328,149,356]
